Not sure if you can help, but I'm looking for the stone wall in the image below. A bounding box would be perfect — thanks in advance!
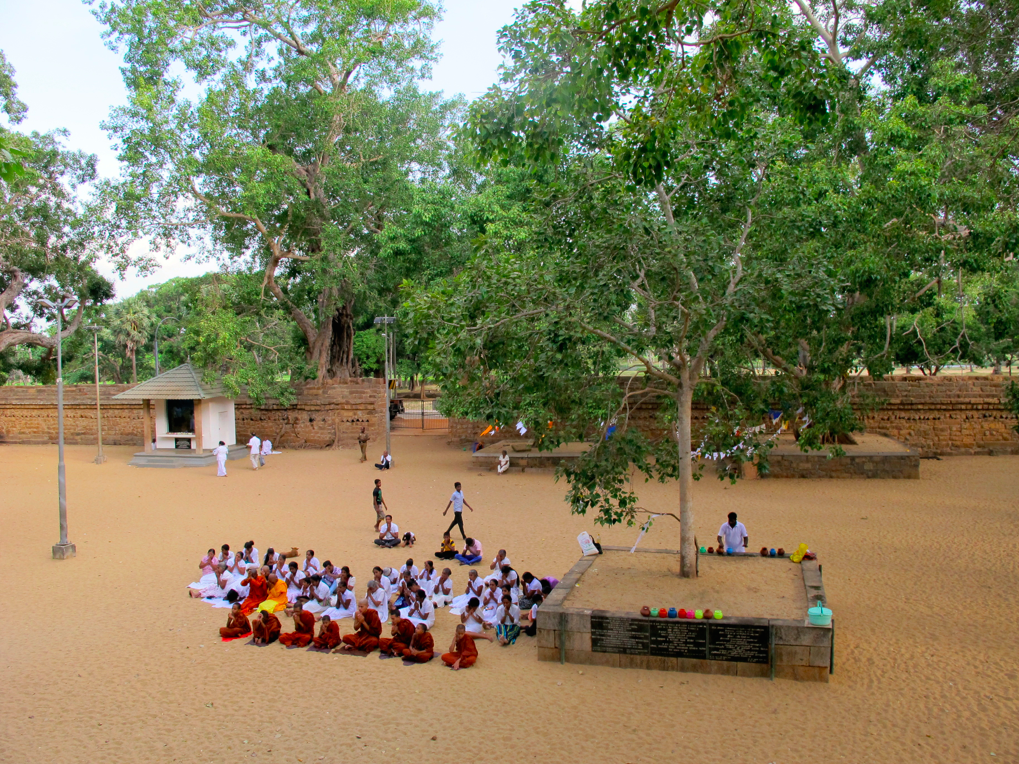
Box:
[451,375,1019,456]
[536,549,832,682]
[0,379,387,450]
[765,451,920,479]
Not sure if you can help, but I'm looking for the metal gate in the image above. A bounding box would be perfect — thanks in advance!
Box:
[391,398,448,430]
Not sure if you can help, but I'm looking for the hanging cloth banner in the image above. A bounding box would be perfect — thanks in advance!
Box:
[630,514,665,553]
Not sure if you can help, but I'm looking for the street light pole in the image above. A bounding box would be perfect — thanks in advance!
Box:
[40,295,78,560]
[373,316,395,456]
[84,325,106,464]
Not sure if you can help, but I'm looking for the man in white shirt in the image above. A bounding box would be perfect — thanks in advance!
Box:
[442,481,475,541]
[717,512,749,553]
[375,450,392,470]
[247,433,261,470]
[375,515,401,548]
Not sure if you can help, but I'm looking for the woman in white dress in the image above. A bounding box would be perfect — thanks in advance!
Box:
[284,562,306,603]
[481,579,501,627]
[498,566,521,603]
[431,568,454,608]
[241,541,259,568]
[224,555,250,599]
[399,589,435,629]
[485,550,511,583]
[371,567,392,598]
[366,580,390,624]
[189,549,218,589]
[497,450,510,474]
[302,550,321,576]
[449,570,484,615]
[322,584,356,621]
[416,560,437,596]
[189,564,229,599]
[213,441,229,477]
[302,575,332,616]
[460,597,485,634]
[340,566,356,593]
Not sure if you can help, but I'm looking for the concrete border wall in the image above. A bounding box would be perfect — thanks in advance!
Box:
[535,547,833,682]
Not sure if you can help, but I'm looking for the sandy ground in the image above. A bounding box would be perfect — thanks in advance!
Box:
[566,552,808,620]
[1,435,1017,764]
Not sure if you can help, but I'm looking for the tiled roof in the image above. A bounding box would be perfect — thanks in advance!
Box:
[112,364,227,400]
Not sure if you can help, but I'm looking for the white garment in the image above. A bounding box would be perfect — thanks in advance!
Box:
[463,609,485,634]
[718,521,748,552]
[247,436,261,455]
[450,489,464,513]
[400,563,420,579]
[285,570,306,602]
[214,444,228,476]
[378,453,392,466]
[303,557,321,575]
[449,579,484,615]
[260,439,272,455]
[495,603,521,626]
[416,568,436,596]
[431,577,453,608]
[481,588,501,625]
[497,455,509,473]
[524,578,543,598]
[379,522,399,540]
[302,582,331,615]
[399,598,435,629]
[322,589,356,621]
[367,587,390,624]
[486,556,512,582]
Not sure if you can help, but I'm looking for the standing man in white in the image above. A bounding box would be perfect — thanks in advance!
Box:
[213,440,229,477]
[442,481,475,541]
[247,432,261,470]
[717,512,749,553]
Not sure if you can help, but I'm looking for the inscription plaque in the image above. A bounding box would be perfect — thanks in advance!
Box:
[650,620,707,659]
[707,623,770,664]
[591,614,649,655]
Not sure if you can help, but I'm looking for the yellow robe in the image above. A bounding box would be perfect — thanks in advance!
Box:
[260,579,289,613]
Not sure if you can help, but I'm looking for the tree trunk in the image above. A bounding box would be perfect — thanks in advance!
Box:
[307,293,359,380]
[130,345,138,383]
[676,377,696,578]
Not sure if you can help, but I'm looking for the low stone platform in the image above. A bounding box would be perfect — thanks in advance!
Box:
[763,433,919,479]
[536,547,833,682]
[472,440,591,470]
[128,444,249,468]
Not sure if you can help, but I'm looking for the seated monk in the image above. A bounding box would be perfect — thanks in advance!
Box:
[239,566,270,616]
[442,623,492,670]
[312,615,341,650]
[378,614,414,656]
[402,623,435,663]
[279,600,316,647]
[219,603,252,639]
[261,572,288,613]
[339,601,383,653]
[252,610,281,645]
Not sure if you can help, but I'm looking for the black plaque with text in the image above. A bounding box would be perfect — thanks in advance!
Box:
[650,620,708,659]
[707,623,770,664]
[591,614,650,655]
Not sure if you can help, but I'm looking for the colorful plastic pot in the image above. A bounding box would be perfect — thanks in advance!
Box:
[667,607,678,619]
[650,608,659,618]
[699,546,706,554]
[713,610,723,619]
[694,610,704,619]
[685,610,696,619]
[678,608,687,618]
[807,600,832,627]
[769,548,777,557]
[640,606,651,617]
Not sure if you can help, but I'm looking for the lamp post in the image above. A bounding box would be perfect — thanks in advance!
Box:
[39,295,78,560]
[84,325,106,464]
[373,316,395,455]
[154,316,180,376]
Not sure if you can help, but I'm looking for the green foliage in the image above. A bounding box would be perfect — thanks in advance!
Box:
[352,330,385,375]
[1006,382,1019,435]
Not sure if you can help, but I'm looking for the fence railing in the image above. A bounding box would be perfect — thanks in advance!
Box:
[391,398,448,431]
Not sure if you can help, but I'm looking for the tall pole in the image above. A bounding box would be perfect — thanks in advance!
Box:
[384,328,391,454]
[86,325,106,464]
[42,296,77,559]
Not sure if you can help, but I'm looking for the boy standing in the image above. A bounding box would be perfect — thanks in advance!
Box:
[442,481,474,541]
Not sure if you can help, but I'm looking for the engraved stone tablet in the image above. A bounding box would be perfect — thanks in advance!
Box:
[591,614,650,655]
[707,623,770,664]
[650,620,708,659]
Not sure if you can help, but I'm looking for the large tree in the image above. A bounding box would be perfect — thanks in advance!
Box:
[95,0,458,380]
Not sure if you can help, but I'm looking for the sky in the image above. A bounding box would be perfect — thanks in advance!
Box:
[0,0,530,298]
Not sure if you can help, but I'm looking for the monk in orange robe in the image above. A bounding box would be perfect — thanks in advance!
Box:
[402,623,435,663]
[252,610,281,645]
[239,566,270,616]
[340,601,383,653]
[279,600,315,647]
[312,615,341,649]
[378,615,414,656]
[220,603,252,639]
[261,573,288,614]
[442,624,492,669]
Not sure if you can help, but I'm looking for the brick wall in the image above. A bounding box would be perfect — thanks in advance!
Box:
[0,379,387,450]
[451,376,1019,457]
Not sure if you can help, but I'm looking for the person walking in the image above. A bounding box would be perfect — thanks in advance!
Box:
[247,433,261,470]
[372,478,388,532]
[442,481,474,541]
[213,440,229,477]
[358,426,370,463]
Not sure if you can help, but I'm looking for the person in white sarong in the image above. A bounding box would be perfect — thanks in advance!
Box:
[485,550,512,583]
[366,580,390,624]
[399,590,436,629]
[497,450,510,474]
[481,579,501,627]
[460,598,485,634]
[247,433,261,470]
[213,440,229,477]
[284,562,306,603]
[449,570,484,615]
[322,585,356,621]
[301,575,332,616]
[431,568,454,608]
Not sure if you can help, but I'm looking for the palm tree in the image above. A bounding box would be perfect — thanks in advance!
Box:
[110,301,153,383]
